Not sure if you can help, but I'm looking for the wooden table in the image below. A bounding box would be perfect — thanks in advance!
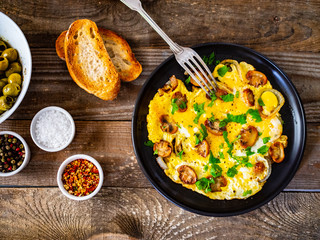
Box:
[0,0,319,239]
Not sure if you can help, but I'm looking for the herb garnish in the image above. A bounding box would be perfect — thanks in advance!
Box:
[217,65,230,77]
[258,98,265,106]
[219,113,247,127]
[144,140,154,147]
[246,109,262,122]
[208,92,217,107]
[245,147,255,156]
[153,149,158,155]
[221,93,234,102]
[177,150,184,159]
[195,177,215,193]
[263,137,270,144]
[185,76,191,84]
[171,98,179,114]
[257,145,269,155]
[235,91,240,98]
[227,165,238,178]
[243,189,252,197]
[193,102,205,124]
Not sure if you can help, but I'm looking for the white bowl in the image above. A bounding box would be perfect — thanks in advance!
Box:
[0,131,31,177]
[57,154,104,201]
[0,12,32,124]
[30,106,75,152]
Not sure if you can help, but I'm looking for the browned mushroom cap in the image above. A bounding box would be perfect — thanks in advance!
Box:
[189,71,209,87]
[160,115,178,134]
[177,165,197,184]
[204,119,226,136]
[243,88,255,106]
[207,176,227,192]
[172,91,187,112]
[215,88,228,99]
[239,126,259,148]
[173,138,183,155]
[254,161,266,176]
[196,139,210,157]
[153,140,172,157]
[158,75,178,96]
[269,142,285,163]
[246,70,268,88]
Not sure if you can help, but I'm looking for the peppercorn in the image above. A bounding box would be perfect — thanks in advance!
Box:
[0,134,25,173]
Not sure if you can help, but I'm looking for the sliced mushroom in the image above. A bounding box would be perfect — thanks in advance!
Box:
[220,59,244,82]
[187,70,209,87]
[269,142,285,163]
[160,115,178,134]
[207,175,227,192]
[254,156,272,183]
[173,138,183,155]
[153,140,172,157]
[246,70,268,88]
[158,75,178,96]
[243,88,255,106]
[239,126,259,148]
[177,165,197,184]
[215,88,228,99]
[172,91,187,112]
[196,139,210,157]
[277,135,288,148]
[204,119,226,136]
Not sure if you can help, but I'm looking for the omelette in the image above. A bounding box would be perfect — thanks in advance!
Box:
[146,59,287,200]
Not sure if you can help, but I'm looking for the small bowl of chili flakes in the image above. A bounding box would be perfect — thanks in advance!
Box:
[57,154,103,200]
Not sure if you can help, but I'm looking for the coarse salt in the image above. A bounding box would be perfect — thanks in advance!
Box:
[35,110,72,149]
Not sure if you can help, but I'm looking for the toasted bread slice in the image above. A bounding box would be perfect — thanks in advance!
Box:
[56,28,142,82]
[55,30,67,60]
[65,19,120,101]
[99,28,142,82]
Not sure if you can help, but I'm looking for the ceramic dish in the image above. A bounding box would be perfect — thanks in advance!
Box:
[132,43,306,216]
[0,12,32,123]
[30,106,75,152]
[0,131,31,177]
[57,154,104,201]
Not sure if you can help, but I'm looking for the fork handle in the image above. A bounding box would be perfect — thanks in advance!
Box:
[120,0,182,53]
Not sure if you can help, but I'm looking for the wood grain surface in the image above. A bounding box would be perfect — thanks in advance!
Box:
[0,0,319,239]
[0,188,319,240]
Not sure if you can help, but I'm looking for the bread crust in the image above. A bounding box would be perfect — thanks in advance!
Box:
[55,30,67,60]
[64,19,120,101]
[56,27,142,82]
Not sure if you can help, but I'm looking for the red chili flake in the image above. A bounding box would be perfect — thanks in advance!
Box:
[62,159,100,197]
[16,148,20,151]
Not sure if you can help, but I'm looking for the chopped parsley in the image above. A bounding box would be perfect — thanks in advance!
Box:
[185,76,191,84]
[202,51,216,65]
[217,65,230,77]
[204,164,209,172]
[246,109,262,122]
[223,131,232,148]
[235,91,240,98]
[176,123,181,129]
[245,147,255,156]
[202,55,209,65]
[258,98,265,106]
[193,102,205,124]
[209,151,220,164]
[243,189,252,197]
[179,101,187,110]
[208,92,217,107]
[227,165,238,178]
[263,137,270,144]
[215,60,221,65]
[153,149,158,155]
[195,133,201,145]
[219,113,247,127]
[177,150,184,159]
[209,151,222,177]
[221,93,234,102]
[258,131,263,136]
[257,145,269,155]
[199,124,208,140]
[188,125,193,128]
[144,140,154,147]
[219,151,225,159]
[232,155,253,168]
[195,177,215,193]
[171,98,179,114]
[208,113,215,122]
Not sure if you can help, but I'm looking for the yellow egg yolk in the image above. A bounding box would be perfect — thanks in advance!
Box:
[261,91,278,112]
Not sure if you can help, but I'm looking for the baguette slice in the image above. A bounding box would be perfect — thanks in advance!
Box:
[56,28,142,82]
[65,19,120,101]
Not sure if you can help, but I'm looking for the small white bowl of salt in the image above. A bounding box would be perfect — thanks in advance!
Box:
[30,106,75,152]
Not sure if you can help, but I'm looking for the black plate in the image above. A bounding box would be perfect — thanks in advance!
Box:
[132,43,306,216]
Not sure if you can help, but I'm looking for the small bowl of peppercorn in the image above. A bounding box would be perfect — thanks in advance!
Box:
[0,131,30,176]
[57,154,103,201]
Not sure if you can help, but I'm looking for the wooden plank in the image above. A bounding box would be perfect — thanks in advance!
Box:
[0,188,318,239]
[0,120,318,190]
[1,0,320,53]
[6,48,320,122]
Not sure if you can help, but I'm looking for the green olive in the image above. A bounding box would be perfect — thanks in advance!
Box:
[0,41,7,53]
[1,48,17,62]
[0,57,9,71]
[8,73,22,85]
[0,78,8,84]
[5,62,21,77]
[3,83,21,97]
[0,96,14,111]
[0,80,6,92]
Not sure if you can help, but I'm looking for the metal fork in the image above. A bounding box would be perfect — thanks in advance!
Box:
[120,0,218,95]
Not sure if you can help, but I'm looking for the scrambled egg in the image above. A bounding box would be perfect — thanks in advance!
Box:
[147,59,286,200]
